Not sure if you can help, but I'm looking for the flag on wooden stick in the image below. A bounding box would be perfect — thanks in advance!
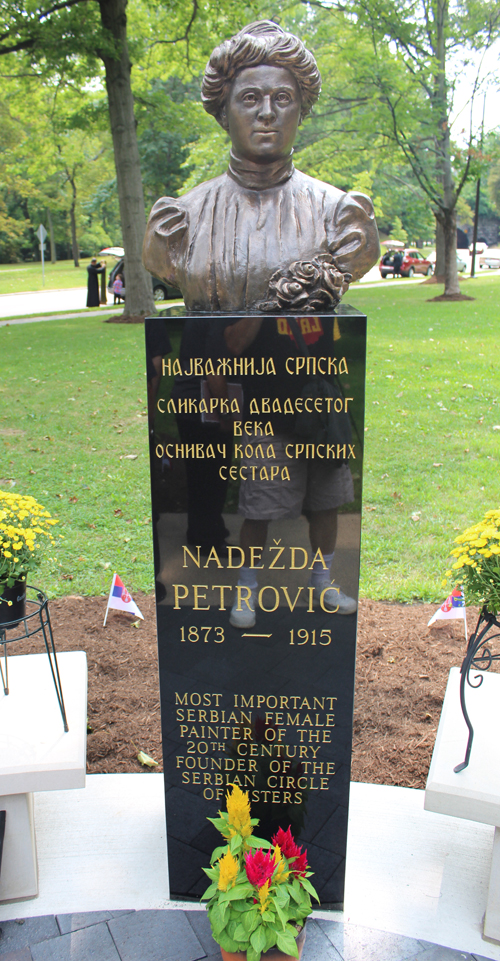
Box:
[103,573,144,626]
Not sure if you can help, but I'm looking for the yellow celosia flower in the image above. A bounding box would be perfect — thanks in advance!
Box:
[258,880,270,914]
[217,850,239,891]
[225,785,253,839]
[272,846,289,884]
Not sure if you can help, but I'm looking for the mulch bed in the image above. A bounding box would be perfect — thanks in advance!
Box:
[10,594,481,789]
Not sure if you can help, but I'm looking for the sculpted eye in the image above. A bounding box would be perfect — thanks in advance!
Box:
[275,92,292,104]
[242,92,258,104]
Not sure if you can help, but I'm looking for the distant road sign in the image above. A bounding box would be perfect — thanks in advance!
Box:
[36,224,47,242]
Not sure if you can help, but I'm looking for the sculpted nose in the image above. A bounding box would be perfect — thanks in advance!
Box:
[258,95,275,121]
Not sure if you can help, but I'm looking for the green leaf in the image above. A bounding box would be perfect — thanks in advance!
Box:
[274,887,290,908]
[274,900,289,929]
[276,930,299,957]
[300,877,320,901]
[230,834,243,854]
[225,883,254,901]
[217,931,240,953]
[246,946,261,961]
[250,926,267,954]
[207,817,228,832]
[264,926,279,951]
[209,903,225,936]
[233,923,250,942]
[247,834,271,848]
[200,882,218,900]
[210,845,228,864]
[245,835,271,849]
[232,900,249,913]
[242,908,259,934]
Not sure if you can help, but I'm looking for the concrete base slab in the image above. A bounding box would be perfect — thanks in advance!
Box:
[0,776,499,959]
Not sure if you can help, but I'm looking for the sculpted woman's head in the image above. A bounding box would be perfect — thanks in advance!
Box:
[202,21,321,164]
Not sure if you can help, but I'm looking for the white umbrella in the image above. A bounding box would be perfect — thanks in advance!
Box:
[382,239,405,248]
[99,246,124,258]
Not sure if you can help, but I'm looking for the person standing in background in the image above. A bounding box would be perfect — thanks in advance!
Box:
[86,258,105,307]
[392,250,403,278]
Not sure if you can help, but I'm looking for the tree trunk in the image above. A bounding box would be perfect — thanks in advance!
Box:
[98,0,155,319]
[47,208,57,263]
[68,177,79,267]
[432,0,459,297]
[441,206,459,296]
[434,218,445,282]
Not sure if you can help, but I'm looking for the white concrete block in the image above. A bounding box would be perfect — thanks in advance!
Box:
[485,826,500,944]
[425,667,500,826]
[0,792,38,902]
[0,652,87,794]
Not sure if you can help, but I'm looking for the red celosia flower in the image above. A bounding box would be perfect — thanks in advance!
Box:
[272,827,308,877]
[272,826,300,859]
[245,849,276,888]
[291,851,308,877]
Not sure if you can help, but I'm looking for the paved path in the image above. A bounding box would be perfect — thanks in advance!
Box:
[0,308,122,328]
[0,909,494,961]
[3,265,496,323]
[0,288,91,319]
[0,267,410,320]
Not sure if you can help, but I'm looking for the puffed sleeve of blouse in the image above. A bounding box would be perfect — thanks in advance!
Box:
[327,191,380,282]
[142,197,188,287]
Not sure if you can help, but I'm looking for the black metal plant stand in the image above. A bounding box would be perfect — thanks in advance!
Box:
[454,606,500,773]
[0,585,69,733]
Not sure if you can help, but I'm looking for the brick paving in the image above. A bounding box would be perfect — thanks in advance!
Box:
[0,910,496,961]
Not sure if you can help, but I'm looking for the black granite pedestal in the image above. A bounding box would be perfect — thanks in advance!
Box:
[146,306,367,908]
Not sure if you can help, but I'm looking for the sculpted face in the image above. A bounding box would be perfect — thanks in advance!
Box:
[224,65,302,164]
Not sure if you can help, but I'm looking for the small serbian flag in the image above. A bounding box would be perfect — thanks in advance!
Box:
[428,588,467,639]
[103,573,144,626]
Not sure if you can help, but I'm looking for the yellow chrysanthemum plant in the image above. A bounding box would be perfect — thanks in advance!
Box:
[0,490,58,594]
[201,785,319,961]
[443,509,500,615]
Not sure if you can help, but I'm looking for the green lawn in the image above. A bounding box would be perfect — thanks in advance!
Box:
[0,259,115,295]
[347,273,500,601]
[1,274,498,601]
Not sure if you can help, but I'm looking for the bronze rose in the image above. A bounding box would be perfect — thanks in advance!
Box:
[259,253,351,312]
[288,261,321,285]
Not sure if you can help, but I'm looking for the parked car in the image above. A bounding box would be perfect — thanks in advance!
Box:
[425,251,467,272]
[107,258,182,302]
[479,248,500,269]
[379,249,434,278]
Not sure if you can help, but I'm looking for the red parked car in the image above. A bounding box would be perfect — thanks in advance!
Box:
[379,248,434,278]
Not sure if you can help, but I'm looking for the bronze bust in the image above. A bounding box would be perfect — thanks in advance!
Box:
[143,20,380,311]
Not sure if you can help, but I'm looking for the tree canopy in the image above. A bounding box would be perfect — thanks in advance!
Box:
[0,0,499,305]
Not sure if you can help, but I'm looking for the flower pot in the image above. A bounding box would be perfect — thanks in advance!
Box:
[220,925,306,961]
[0,579,27,625]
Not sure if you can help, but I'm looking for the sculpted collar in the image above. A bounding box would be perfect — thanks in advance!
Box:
[228,150,294,190]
